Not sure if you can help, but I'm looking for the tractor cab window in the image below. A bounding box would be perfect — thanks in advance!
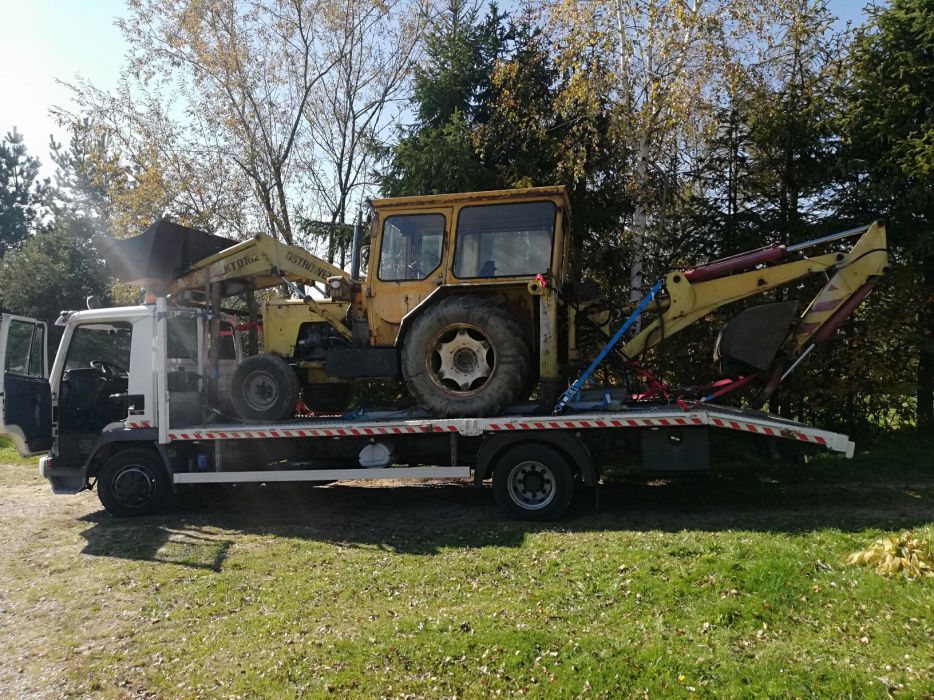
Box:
[454,201,556,278]
[379,213,445,281]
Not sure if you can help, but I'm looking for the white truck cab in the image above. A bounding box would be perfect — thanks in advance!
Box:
[1,306,156,493]
[0,304,241,496]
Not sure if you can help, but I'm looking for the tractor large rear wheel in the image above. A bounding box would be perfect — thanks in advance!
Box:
[401,296,529,417]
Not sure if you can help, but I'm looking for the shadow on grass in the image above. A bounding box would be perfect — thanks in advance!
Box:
[76,441,934,569]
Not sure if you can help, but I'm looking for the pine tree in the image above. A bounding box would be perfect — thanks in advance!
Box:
[837,0,934,430]
[0,129,50,256]
[378,1,506,196]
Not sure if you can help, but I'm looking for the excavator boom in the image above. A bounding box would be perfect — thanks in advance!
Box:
[621,220,888,361]
[556,221,889,412]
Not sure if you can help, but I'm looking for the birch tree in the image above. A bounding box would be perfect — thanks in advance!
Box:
[303,0,427,263]
[550,0,753,300]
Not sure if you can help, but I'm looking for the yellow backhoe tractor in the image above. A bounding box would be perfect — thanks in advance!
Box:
[95,186,889,421]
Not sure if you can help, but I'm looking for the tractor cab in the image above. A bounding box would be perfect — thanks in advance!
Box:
[365,186,571,347]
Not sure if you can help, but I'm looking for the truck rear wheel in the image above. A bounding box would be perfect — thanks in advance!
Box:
[401,296,529,417]
[492,444,575,520]
[231,354,300,421]
[97,448,170,517]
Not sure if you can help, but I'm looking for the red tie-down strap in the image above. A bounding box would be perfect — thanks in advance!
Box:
[628,360,671,402]
[234,321,263,332]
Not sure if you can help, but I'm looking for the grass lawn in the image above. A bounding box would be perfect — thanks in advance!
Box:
[0,434,931,698]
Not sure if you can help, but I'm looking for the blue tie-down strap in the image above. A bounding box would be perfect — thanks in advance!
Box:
[554,278,665,413]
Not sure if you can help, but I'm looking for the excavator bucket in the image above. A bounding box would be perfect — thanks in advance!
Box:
[93,219,236,291]
[714,301,801,378]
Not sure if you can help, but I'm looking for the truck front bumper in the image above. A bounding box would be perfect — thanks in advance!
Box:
[39,456,86,494]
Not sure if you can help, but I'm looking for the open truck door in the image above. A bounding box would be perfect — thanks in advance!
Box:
[0,313,52,456]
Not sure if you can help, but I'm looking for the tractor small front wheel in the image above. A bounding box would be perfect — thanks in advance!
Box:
[231,354,300,422]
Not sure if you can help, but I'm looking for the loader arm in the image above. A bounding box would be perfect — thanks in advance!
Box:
[620,220,889,360]
[168,233,349,295]
[167,233,354,341]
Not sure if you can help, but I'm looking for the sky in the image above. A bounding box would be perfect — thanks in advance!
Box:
[0,0,875,179]
[0,0,128,175]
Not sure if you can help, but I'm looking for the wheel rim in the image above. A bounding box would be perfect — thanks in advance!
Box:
[428,324,495,395]
[112,465,156,507]
[506,460,556,510]
[242,369,279,412]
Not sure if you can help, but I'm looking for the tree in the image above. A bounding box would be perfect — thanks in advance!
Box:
[69,0,354,245]
[837,0,934,430]
[49,120,119,224]
[738,0,847,247]
[56,87,255,238]
[378,0,506,196]
[303,0,426,264]
[548,0,758,302]
[0,217,110,343]
[0,129,50,256]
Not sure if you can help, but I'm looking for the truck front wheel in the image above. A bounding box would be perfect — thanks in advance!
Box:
[492,444,575,521]
[97,448,170,517]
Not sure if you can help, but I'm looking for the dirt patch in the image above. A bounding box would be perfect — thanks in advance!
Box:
[0,464,118,698]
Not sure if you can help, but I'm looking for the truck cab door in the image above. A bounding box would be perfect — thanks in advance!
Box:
[0,314,52,456]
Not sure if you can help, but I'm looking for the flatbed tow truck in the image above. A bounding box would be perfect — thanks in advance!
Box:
[0,186,887,520]
[0,295,856,521]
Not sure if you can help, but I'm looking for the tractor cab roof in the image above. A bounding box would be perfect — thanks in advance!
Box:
[371,185,571,216]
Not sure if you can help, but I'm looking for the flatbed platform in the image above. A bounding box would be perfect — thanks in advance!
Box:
[159,402,854,457]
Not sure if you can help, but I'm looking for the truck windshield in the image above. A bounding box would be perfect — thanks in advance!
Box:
[454,201,556,278]
[64,322,133,373]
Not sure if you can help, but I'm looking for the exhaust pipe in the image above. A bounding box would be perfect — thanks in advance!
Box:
[350,209,363,281]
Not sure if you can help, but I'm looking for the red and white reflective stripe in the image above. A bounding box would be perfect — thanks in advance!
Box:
[126,421,152,429]
[487,416,704,431]
[708,417,827,446]
[167,423,460,441]
[163,411,834,449]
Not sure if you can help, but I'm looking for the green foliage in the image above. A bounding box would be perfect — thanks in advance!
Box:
[49,119,122,224]
[381,110,497,196]
[379,1,504,196]
[0,129,50,257]
[412,0,507,129]
[835,0,934,430]
[296,218,355,267]
[737,1,846,246]
[839,0,934,238]
[0,216,110,343]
